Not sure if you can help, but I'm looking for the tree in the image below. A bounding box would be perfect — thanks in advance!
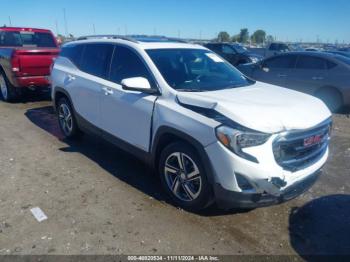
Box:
[217,31,230,42]
[239,28,249,43]
[231,34,240,42]
[251,30,266,44]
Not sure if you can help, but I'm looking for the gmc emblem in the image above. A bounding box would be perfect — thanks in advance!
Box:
[304,134,323,147]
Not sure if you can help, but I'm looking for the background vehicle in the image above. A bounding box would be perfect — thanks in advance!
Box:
[204,43,263,66]
[249,42,290,58]
[51,36,331,211]
[0,26,59,101]
[325,50,350,58]
[237,52,350,112]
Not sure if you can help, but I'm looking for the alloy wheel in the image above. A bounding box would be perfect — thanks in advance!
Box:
[0,75,8,100]
[164,152,202,202]
[58,103,73,136]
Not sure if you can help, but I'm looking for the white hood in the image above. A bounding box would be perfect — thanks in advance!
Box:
[177,82,331,133]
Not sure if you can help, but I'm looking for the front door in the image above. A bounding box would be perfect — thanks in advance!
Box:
[100,45,157,152]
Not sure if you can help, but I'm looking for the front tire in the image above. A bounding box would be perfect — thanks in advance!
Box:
[0,71,18,102]
[159,142,213,211]
[57,97,81,139]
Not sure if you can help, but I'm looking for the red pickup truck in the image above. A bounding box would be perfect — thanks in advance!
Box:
[0,27,59,101]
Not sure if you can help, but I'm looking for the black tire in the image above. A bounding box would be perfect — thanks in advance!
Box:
[0,70,18,102]
[315,87,343,113]
[57,97,82,139]
[159,142,214,211]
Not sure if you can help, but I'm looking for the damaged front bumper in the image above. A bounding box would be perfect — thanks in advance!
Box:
[214,168,321,209]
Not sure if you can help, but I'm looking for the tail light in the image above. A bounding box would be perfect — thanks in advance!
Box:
[11,51,21,75]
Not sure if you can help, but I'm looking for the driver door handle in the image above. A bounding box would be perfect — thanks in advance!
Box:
[102,86,114,95]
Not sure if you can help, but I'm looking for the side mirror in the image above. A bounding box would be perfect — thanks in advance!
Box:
[121,77,157,94]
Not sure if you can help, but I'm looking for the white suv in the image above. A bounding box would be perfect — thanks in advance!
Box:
[51,36,332,211]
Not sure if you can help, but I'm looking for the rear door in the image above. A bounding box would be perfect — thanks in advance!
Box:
[252,55,297,87]
[286,55,329,94]
[100,45,157,152]
[66,43,114,127]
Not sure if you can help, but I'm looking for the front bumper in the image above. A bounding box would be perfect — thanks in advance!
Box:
[214,168,321,209]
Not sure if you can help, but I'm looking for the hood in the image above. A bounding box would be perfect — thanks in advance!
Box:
[176,82,331,133]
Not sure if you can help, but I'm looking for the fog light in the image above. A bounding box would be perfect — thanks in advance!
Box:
[235,173,254,191]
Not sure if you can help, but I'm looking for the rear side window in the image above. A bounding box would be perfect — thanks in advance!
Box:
[80,44,114,78]
[60,44,84,67]
[0,31,56,47]
[109,45,153,84]
[263,55,297,69]
[296,56,327,70]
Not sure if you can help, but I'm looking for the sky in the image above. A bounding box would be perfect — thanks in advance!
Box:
[2,0,350,43]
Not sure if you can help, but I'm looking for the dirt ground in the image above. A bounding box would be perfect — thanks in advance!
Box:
[0,94,349,258]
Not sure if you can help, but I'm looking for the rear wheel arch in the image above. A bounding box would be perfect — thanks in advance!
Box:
[314,86,344,112]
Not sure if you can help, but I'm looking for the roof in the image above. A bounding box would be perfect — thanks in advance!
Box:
[69,35,207,50]
[0,26,52,33]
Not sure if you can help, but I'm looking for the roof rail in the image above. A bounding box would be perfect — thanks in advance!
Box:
[76,34,188,44]
[76,35,139,43]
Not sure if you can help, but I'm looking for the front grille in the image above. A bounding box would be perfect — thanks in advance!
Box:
[273,119,332,171]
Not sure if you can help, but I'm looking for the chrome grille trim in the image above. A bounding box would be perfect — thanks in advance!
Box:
[273,118,332,172]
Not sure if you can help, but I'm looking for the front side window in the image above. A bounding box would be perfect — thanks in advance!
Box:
[147,49,252,92]
[80,44,114,78]
[231,44,248,54]
[109,45,153,84]
[263,55,297,69]
[296,56,327,70]
[0,31,57,47]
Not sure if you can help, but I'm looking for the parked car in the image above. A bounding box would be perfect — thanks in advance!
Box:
[204,43,263,66]
[238,52,350,112]
[51,36,331,211]
[325,50,350,59]
[0,26,59,101]
[263,42,290,57]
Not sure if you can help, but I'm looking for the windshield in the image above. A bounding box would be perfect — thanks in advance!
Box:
[146,49,252,92]
[0,31,57,48]
[231,44,248,54]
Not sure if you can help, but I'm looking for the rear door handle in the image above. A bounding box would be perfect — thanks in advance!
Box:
[278,74,287,77]
[102,87,114,95]
[67,74,76,81]
[312,76,324,80]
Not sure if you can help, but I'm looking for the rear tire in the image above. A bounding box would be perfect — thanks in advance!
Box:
[315,87,343,113]
[159,142,214,212]
[0,71,18,102]
[57,97,82,139]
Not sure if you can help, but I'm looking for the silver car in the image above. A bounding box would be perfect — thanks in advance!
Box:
[238,52,350,112]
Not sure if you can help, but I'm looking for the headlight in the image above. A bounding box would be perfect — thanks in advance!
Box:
[216,125,271,163]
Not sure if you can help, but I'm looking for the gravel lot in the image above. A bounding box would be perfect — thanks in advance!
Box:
[0,94,349,258]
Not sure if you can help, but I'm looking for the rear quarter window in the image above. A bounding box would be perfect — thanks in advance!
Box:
[60,44,85,68]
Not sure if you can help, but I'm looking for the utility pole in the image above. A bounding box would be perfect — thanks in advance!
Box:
[199,30,202,40]
[55,20,59,35]
[93,24,96,34]
[8,16,12,26]
[177,30,181,38]
[63,8,68,36]
[124,25,128,36]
